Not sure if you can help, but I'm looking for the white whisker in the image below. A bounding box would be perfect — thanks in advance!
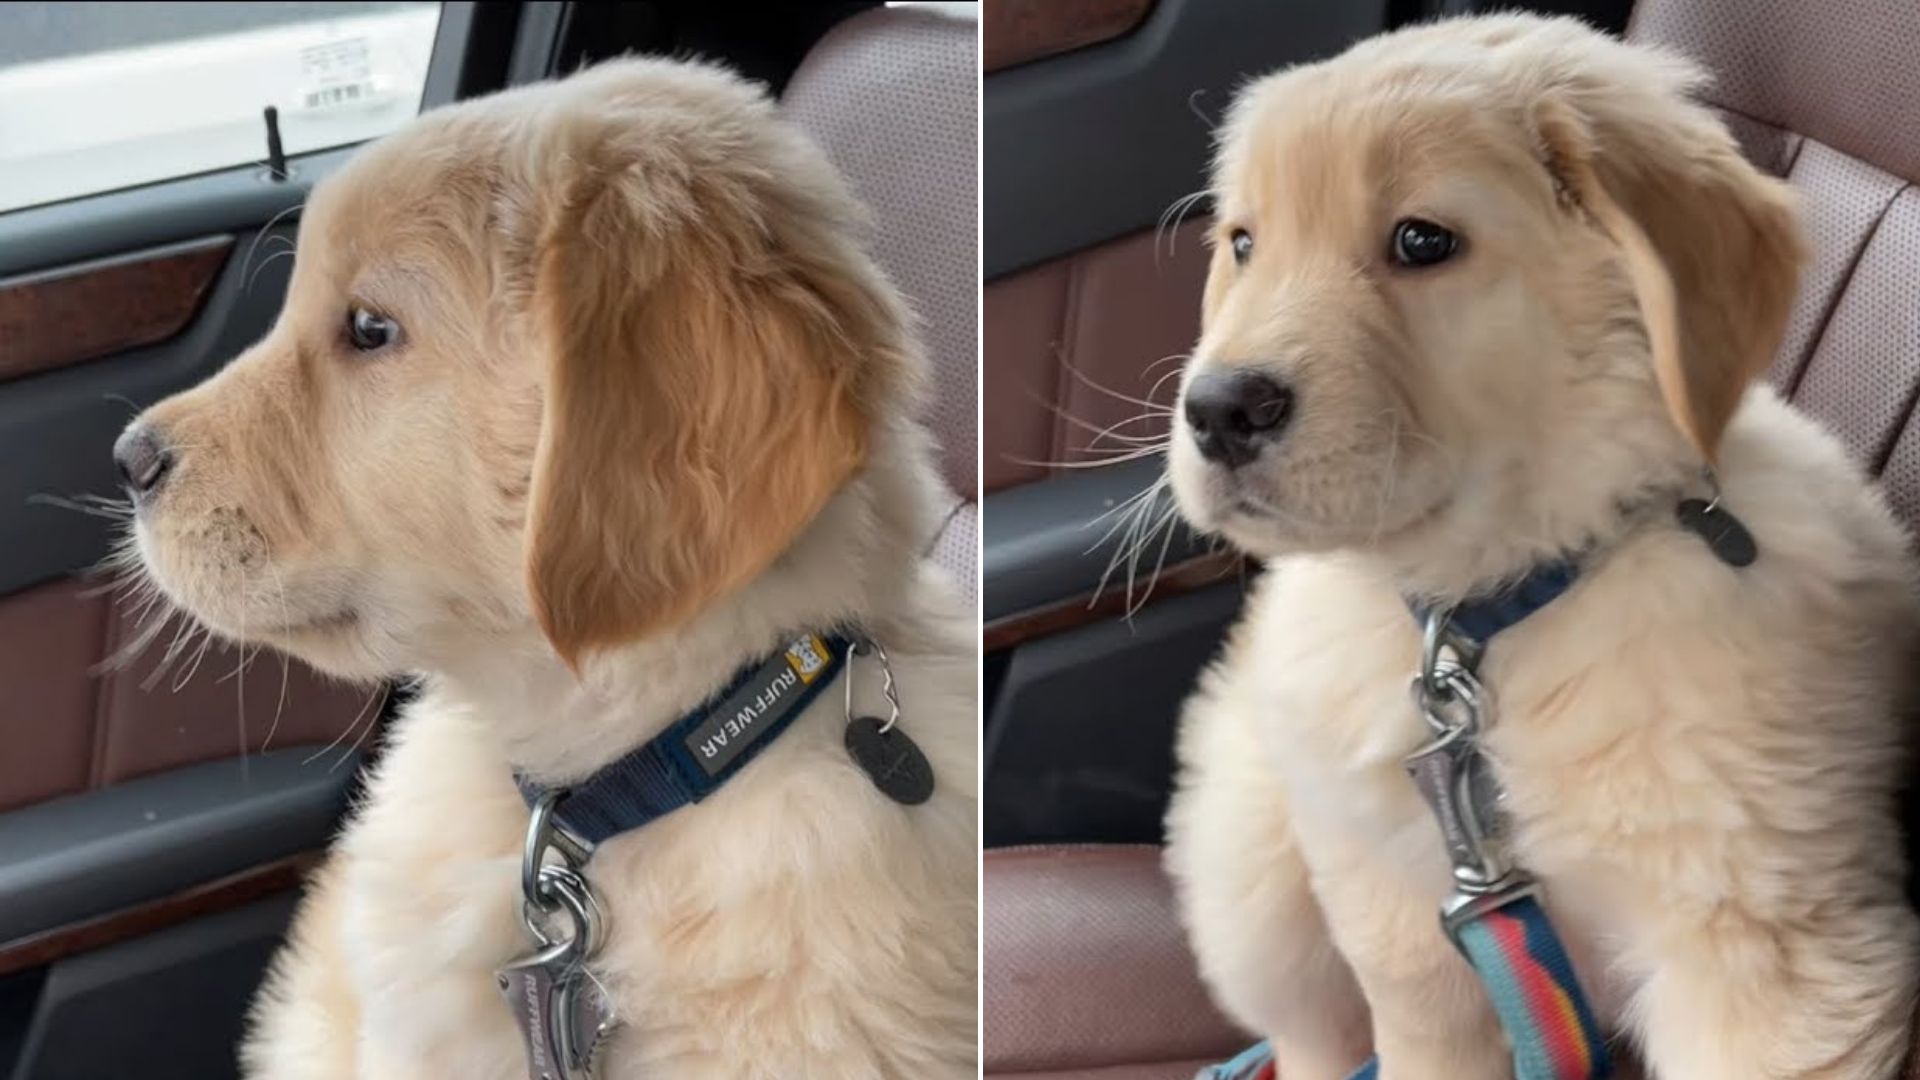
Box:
[245,247,296,296]
[305,682,387,767]
[331,684,392,772]
[262,563,292,751]
[1060,360,1177,413]
[235,567,249,783]
[172,623,217,692]
[1010,447,1167,471]
[240,201,304,287]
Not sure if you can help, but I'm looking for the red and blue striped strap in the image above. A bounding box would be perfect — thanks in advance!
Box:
[1198,894,1609,1080]
[1454,893,1611,1078]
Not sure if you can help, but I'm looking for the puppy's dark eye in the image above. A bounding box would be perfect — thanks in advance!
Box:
[1229,229,1254,266]
[1391,219,1459,268]
[346,307,400,352]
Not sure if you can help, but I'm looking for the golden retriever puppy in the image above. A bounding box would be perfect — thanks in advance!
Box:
[114,59,976,1079]
[1164,15,1920,1080]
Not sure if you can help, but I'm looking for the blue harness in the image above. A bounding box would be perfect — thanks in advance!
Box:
[1204,559,1613,1080]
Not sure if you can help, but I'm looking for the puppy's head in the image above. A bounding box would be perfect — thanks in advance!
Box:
[120,60,911,679]
[1170,15,1802,563]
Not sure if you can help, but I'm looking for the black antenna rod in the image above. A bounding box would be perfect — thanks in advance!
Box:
[263,106,288,181]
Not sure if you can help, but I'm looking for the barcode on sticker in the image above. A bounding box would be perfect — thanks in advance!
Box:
[303,82,373,109]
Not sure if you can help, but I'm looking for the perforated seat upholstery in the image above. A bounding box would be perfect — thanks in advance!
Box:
[985,846,1249,1080]
[784,7,981,603]
[1629,0,1920,531]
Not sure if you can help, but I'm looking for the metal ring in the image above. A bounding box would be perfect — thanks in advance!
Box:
[845,636,904,734]
[1415,664,1484,737]
[843,639,862,725]
[520,863,606,955]
[1419,608,1459,699]
[1700,465,1723,514]
[521,790,592,916]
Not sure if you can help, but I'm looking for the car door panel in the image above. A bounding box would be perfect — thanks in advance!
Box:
[0,176,368,1080]
[985,0,1390,280]
[0,221,369,785]
[983,0,1154,73]
[0,582,103,814]
[0,222,293,598]
[0,751,353,950]
[983,0,1390,849]
[0,582,360,820]
[10,894,300,1080]
[0,6,508,1076]
[986,578,1246,847]
[982,219,1207,492]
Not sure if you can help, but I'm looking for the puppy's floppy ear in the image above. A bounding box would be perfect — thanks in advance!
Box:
[1531,62,1804,464]
[524,161,873,668]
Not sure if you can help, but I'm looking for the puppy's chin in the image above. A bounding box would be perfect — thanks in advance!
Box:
[262,614,396,682]
[132,534,392,682]
[1167,433,1448,559]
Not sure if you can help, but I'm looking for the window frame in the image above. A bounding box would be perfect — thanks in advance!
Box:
[0,1,481,274]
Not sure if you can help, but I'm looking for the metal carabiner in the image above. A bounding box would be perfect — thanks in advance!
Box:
[1404,613,1516,896]
[845,636,903,734]
[498,862,615,1080]
[1406,610,1540,951]
[504,791,616,1079]
[521,789,594,920]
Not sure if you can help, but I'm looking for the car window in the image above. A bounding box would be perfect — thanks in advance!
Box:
[0,1,442,214]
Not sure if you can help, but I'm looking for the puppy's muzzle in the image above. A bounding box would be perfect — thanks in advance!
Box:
[113,422,175,502]
[1183,369,1294,469]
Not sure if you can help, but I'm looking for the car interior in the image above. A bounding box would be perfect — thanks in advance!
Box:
[0,4,976,1077]
[979,0,1920,1075]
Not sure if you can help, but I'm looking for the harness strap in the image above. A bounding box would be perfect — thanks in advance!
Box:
[1407,556,1579,650]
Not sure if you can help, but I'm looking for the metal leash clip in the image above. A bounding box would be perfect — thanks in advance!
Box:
[845,635,903,733]
[498,791,617,1080]
[1403,609,1536,948]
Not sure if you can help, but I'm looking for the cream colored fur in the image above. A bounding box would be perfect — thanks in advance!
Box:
[1165,15,1920,1080]
[122,59,975,1079]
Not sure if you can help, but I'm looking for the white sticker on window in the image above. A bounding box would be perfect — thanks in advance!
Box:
[298,36,378,112]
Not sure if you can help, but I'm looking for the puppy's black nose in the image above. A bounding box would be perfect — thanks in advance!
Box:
[113,424,174,499]
[1183,370,1294,468]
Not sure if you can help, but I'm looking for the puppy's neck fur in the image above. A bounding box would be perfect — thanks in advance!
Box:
[432,417,942,786]
[1365,371,1708,606]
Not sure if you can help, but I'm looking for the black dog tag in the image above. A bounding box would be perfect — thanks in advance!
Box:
[1677,498,1757,568]
[845,716,935,805]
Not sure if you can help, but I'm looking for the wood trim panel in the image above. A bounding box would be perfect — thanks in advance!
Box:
[0,236,233,382]
[984,0,1156,73]
[983,551,1248,653]
[0,851,318,977]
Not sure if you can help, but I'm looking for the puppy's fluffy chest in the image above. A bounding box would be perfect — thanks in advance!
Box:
[333,622,977,1078]
[1226,454,1919,1025]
